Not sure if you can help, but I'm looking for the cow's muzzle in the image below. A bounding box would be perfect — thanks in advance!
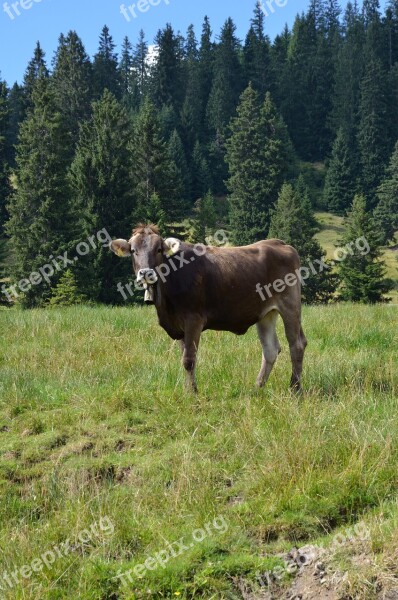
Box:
[137,269,158,304]
[137,268,158,285]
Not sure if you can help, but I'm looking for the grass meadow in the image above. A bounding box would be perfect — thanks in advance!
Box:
[0,303,397,599]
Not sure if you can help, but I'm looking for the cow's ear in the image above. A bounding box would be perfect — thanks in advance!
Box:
[163,237,181,258]
[110,239,131,258]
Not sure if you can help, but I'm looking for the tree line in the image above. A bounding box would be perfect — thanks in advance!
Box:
[0,0,396,307]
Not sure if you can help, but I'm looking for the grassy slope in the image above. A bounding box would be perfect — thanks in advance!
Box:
[315,212,398,303]
[0,305,397,599]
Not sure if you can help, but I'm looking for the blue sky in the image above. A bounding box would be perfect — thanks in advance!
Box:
[0,0,387,85]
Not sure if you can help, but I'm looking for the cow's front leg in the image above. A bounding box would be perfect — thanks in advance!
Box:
[181,320,203,393]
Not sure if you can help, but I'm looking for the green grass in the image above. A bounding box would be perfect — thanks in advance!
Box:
[0,304,397,599]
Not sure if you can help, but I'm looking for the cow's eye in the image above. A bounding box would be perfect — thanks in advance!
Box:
[157,248,162,253]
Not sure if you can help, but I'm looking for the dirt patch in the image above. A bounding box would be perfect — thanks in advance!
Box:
[235,543,398,600]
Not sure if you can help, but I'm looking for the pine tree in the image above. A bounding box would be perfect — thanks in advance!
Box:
[0,78,11,233]
[207,18,243,133]
[23,42,49,112]
[119,36,139,111]
[153,25,183,111]
[0,236,8,279]
[261,92,295,202]
[0,237,11,305]
[387,0,398,65]
[330,2,365,143]
[338,194,392,302]
[191,190,217,243]
[143,192,167,234]
[225,86,291,244]
[198,16,215,139]
[133,30,149,100]
[181,25,201,157]
[6,77,71,307]
[52,31,92,157]
[7,83,25,166]
[49,269,86,307]
[69,90,134,302]
[93,26,121,99]
[191,140,212,200]
[374,141,398,243]
[244,2,273,96]
[168,129,189,200]
[323,128,358,213]
[271,24,291,109]
[132,97,183,221]
[358,57,391,208]
[269,179,337,303]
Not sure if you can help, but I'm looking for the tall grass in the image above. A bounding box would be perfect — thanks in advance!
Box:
[0,304,397,599]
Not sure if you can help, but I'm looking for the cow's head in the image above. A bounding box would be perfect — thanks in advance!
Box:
[110,224,181,303]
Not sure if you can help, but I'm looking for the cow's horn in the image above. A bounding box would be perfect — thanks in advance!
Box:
[164,237,181,258]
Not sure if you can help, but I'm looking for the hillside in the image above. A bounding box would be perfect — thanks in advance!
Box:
[0,304,397,599]
[315,212,398,303]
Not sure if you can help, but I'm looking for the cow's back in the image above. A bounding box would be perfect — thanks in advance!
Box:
[158,239,301,336]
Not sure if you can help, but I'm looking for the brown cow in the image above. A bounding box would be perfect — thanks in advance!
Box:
[111,224,307,393]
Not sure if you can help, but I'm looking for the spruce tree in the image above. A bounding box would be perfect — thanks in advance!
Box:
[132,97,183,221]
[143,193,167,234]
[69,90,134,302]
[206,18,243,134]
[279,13,318,159]
[198,16,215,140]
[191,191,217,243]
[338,194,392,302]
[271,25,291,109]
[181,25,201,157]
[331,3,364,143]
[51,31,93,157]
[0,78,11,233]
[119,36,140,111]
[323,128,357,213]
[358,58,390,208]
[374,141,398,244]
[0,237,11,305]
[7,83,25,165]
[225,86,291,245]
[23,42,49,112]
[133,30,149,100]
[168,129,189,200]
[49,269,86,307]
[153,25,183,111]
[191,140,212,200]
[261,92,295,203]
[6,77,71,307]
[269,179,337,303]
[244,2,273,96]
[93,26,121,99]
[0,236,8,280]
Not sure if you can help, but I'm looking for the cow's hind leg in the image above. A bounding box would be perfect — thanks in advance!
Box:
[281,312,307,393]
[256,310,281,388]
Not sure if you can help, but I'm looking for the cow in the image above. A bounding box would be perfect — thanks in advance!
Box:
[110,224,307,393]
